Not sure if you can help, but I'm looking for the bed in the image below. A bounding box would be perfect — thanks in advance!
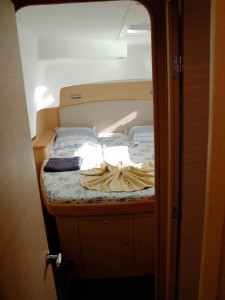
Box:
[33,81,156,278]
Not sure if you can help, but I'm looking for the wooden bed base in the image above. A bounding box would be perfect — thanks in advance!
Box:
[40,168,155,278]
[40,172,155,278]
[41,179,155,278]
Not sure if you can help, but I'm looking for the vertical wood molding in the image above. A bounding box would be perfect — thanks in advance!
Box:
[199,0,225,299]
[165,0,180,299]
[145,2,168,299]
[177,0,210,299]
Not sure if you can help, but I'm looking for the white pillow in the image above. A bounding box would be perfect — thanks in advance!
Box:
[128,125,154,139]
[55,127,98,138]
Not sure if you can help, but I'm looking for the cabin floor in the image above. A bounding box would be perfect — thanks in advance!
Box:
[65,275,154,300]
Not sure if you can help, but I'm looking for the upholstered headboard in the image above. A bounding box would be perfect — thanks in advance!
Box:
[59,99,153,133]
[36,81,153,137]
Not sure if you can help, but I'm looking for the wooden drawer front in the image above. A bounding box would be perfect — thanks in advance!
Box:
[134,216,155,237]
[81,239,134,276]
[78,218,133,239]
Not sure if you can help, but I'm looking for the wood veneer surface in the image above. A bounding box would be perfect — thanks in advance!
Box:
[199,1,225,299]
[0,0,56,298]
[177,0,210,299]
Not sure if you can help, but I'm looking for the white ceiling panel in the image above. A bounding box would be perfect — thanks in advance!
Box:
[16,1,151,43]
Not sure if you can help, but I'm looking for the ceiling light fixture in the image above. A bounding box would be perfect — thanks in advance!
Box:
[120,24,151,36]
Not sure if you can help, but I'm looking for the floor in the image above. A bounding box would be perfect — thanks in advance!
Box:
[66,275,155,300]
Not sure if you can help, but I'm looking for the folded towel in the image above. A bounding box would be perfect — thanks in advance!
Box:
[44,157,83,172]
[80,161,154,192]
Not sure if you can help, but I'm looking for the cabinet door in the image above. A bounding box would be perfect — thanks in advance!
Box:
[135,237,154,274]
[56,217,83,275]
[134,216,155,274]
[81,238,134,277]
[79,218,134,277]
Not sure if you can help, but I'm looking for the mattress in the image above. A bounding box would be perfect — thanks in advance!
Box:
[41,127,155,204]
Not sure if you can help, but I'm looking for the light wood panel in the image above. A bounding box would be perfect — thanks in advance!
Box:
[56,217,83,275]
[177,0,210,299]
[60,81,153,107]
[0,0,56,299]
[36,107,59,138]
[199,0,225,299]
[56,214,154,278]
[33,130,56,175]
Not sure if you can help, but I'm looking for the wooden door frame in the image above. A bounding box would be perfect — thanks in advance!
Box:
[12,0,174,299]
[176,1,210,299]
[165,0,181,299]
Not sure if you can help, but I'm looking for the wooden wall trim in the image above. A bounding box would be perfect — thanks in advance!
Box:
[165,0,181,299]
[199,0,225,299]
[144,1,168,299]
[177,0,210,299]
[60,81,153,107]
[36,107,59,138]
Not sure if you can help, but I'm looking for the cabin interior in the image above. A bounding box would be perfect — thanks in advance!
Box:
[1,0,225,300]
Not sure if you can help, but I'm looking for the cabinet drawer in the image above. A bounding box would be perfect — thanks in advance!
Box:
[134,216,155,237]
[78,218,133,239]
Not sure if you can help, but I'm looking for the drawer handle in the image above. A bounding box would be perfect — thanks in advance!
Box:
[103,220,108,224]
[124,240,129,245]
[138,239,143,243]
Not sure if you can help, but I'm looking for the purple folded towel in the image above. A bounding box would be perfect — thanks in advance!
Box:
[44,157,83,172]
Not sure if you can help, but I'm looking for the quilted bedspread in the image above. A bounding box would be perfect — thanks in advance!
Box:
[42,132,155,204]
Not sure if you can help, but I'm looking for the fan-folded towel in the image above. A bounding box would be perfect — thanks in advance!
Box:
[80,161,154,192]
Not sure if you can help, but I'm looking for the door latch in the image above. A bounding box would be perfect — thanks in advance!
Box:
[173,55,182,74]
[46,251,62,269]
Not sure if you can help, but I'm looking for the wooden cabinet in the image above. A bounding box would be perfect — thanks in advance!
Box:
[56,214,155,278]
[79,218,134,277]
